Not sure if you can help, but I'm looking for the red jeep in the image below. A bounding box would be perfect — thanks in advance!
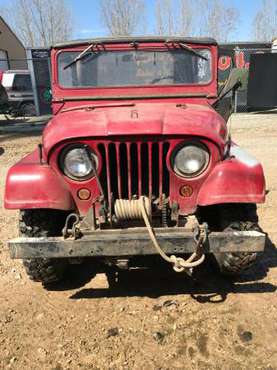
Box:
[5,37,266,285]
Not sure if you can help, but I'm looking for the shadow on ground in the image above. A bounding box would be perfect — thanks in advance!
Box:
[0,115,49,136]
[0,132,42,144]
[45,236,277,302]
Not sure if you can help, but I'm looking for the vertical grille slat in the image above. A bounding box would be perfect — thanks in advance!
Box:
[141,143,149,196]
[105,144,112,211]
[152,143,159,197]
[130,143,138,196]
[119,143,128,198]
[137,142,142,197]
[115,143,122,198]
[127,143,132,200]
[98,143,107,199]
[98,140,170,203]
[108,143,118,199]
[159,142,163,203]
[148,142,152,201]
[162,142,170,196]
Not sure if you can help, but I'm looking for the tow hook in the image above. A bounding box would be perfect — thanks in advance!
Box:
[193,223,208,255]
[62,213,80,239]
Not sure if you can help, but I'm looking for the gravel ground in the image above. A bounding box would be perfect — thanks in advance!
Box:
[0,113,276,370]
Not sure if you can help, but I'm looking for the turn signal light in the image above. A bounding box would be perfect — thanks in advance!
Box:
[77,188,91,200]
[179,185,193,198]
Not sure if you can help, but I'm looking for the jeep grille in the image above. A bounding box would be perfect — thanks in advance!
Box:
[97,141,170,207]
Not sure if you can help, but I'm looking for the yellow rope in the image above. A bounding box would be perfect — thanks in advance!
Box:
[114,196,205,273]
[139,196,205,273]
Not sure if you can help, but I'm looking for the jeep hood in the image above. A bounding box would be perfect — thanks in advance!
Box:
[43,103,227,156]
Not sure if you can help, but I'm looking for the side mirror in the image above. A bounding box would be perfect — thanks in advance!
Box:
[218,68,248,98]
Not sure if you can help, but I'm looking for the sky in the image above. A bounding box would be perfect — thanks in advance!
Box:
[0,0,263,42]
[68,0,261,42]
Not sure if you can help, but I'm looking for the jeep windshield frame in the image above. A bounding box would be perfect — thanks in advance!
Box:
[51,39,218,103]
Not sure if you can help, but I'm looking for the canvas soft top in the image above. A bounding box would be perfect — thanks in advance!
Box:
[52,36,217,49]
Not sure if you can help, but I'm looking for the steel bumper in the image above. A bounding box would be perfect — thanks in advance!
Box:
[8,227,266,259]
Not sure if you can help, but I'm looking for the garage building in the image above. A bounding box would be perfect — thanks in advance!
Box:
[0,16,27,70]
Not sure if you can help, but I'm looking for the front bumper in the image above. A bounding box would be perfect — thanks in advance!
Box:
[8,227,266,259]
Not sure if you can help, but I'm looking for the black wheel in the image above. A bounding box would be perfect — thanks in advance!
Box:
[20,102,36,117]
[19,209,69,284]
[216,251,257,275]
[207,204,260,275]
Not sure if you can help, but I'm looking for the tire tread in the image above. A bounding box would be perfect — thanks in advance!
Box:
[20,209,68,284]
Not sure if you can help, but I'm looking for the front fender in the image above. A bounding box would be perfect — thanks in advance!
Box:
[197,146,266,206]
[4,150,74,210]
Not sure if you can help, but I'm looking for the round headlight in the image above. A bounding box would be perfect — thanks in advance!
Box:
[173,143,209,177]
[61,146,98,180]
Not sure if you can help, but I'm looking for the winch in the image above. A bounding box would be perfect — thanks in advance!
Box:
[115,196,207,275]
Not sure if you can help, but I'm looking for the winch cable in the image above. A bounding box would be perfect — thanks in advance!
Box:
[114,196,206,273]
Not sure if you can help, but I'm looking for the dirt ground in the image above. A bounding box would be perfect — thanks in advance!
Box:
[0,113,277,370]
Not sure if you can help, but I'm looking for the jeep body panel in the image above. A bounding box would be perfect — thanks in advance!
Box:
[5,150,74,210]
[43,103,227,156]
[198,146,266,205]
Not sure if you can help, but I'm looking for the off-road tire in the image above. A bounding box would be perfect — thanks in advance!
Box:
[218,250,257,275]
[19,209,68,284]
[213,204,261,275]
[20,102,36,117]
[23,258,66,284]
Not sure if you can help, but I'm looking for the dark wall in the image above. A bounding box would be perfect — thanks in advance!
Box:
[248,53,277,110]
[27,48,52,116]
[218,43,271,111]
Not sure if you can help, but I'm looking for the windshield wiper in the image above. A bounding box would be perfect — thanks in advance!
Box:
[166,41,208,61]
[63,43,97,70]
[179,42,208,60]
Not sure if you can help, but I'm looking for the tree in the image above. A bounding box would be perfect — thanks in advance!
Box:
[4,0,73,47]
[178,0,194,35]
[198,0,239,42]
[253,0,277,41]
[154,0,238,41]
[100,0,145,36]
[156,0,177,35]
[155,0,194,36]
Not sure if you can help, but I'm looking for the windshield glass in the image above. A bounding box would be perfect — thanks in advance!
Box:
[58,49,212,88]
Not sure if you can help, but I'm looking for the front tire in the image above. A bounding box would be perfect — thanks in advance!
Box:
[19,209,69,284]
[23,258,66,284]
[202,204,261,275]
[217,250,257,275]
